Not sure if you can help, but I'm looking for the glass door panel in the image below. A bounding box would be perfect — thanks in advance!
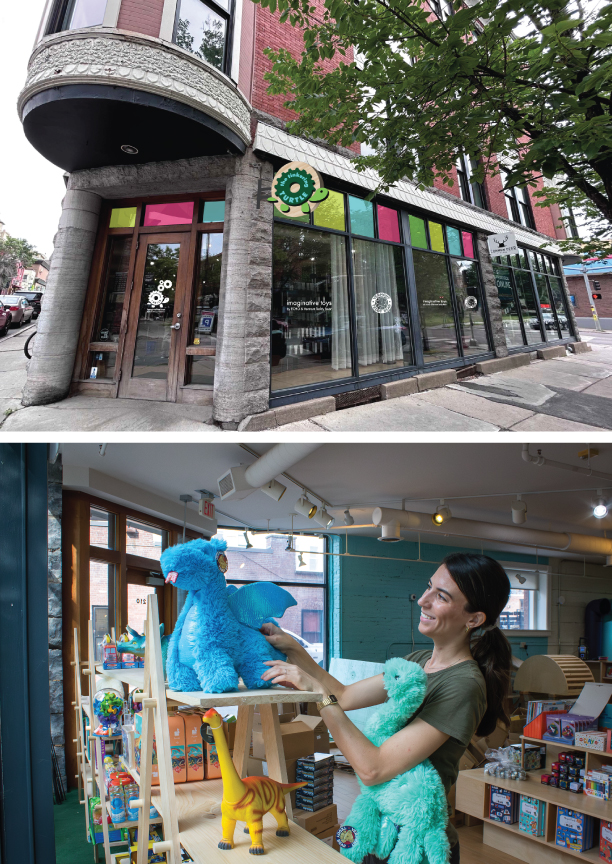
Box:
[536,273,561,339]
[514,269,544,344]
[449,258,489,356]
[548,276,571,336]
[186,232,223,386]
[412,250,460,363]
[352,238,413,372]
[493,265,524,347]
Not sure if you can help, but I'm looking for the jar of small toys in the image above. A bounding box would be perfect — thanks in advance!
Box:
[93,688,124,737]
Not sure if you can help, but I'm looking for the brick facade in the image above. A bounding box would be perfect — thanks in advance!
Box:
[117,0,164,37]
[566,272,612,320]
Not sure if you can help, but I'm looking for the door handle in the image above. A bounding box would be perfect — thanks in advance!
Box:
[171,323,181,330]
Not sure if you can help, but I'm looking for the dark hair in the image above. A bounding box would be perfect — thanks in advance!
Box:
[442,552,512,738]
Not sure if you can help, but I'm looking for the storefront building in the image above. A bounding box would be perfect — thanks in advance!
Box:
[19,0,581,426]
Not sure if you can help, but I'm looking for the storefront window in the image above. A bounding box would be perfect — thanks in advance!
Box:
[271,223,350,391]
[409,216,428,249]
[127,583,157,633]
[412,250,460,363]
[493,265,524,348]
[313,191,345,231]
[126,518,167,559]
[48,0,107,33]
[352,239,412,371]
[186,232,223,386]
[548,276,570,335]
[535,273,560,339]
[90,507,115,549]
[449,258,488,355]
[202,200,225,223]
[349,196,375,238]
[90,560,111,661]
[109,207,137,228]
[429,222,445,253]
[94,236,132,343]
[131,243,181,380]
[174,0,229,71]
[377,206,400,243]
[143,202,194,227]
[88,350,116,381]
[514,269,544,344]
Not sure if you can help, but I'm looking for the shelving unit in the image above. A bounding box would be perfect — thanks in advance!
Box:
[586,659,612,684]
[457,732,612,864]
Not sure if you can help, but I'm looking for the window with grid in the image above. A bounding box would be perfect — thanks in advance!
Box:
[502,172,536,229]
[46,0,107,34]
[456,156,487,210]
[173,0,233,74]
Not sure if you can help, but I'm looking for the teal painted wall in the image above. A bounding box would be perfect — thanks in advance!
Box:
[330,535,549,664]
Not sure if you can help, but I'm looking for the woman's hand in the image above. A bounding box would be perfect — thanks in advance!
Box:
[260,659,320,692]
[260,622,301,656]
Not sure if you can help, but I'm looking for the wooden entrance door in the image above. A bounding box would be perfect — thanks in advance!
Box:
[118,232,193,401]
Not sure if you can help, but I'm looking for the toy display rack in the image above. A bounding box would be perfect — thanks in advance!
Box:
[456,731,612,864]
[91,594,342,864]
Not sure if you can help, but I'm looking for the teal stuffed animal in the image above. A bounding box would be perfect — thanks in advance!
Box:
[338,658,449,864]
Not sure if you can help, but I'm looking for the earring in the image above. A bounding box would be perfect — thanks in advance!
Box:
[465,625,471,634]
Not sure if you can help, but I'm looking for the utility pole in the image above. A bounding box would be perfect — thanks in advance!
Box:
[581,263,603,332]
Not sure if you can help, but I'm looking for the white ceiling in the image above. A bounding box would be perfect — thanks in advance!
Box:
[60,442,612,562]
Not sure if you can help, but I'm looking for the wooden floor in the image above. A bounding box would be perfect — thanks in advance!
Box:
[332,770,525,864]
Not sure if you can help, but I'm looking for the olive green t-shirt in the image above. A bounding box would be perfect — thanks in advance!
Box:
[404,650,487,846]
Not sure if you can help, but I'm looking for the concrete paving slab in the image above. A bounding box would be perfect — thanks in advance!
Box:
[509,414,604,431]
[581,377,612,400]
[272,419,331,432]
[490,363,595,391]
[0,350,32,374]
[548,358,612,378]
[0,395,218,432]
[449,376,556,408]
[301,395,499,431]
[416,387,534,428]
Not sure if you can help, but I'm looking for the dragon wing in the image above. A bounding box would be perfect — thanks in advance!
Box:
[227,582,297,630]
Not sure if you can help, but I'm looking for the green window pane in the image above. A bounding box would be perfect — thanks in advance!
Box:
[429,222,445,253]
[202,200,225,223]
[109,207,137,228]
[446,226,462,256]
[348,196,374,238]
[313,190,345,231]
[409,215,427,249]
[274,209,310,224]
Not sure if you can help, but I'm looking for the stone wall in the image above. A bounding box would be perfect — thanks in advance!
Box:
[48,457,65,788]
[476,232,509,358]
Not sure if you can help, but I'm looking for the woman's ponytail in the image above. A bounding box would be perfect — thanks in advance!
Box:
[442,552,512,738]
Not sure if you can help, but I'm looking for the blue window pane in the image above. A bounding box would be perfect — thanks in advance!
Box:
[348,196,375,238]
[446,226,462,256]
[202,200,225,223]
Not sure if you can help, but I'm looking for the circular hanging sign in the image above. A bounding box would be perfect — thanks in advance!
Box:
[464,296,478,310]
[336,825,358,850]
[268,161,329,218]
[371,292,392,314]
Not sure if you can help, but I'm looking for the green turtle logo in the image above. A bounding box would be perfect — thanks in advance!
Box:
[268,161,329,217]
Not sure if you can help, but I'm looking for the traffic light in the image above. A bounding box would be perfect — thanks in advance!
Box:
[593,293,603,300]
[594,281,601,289]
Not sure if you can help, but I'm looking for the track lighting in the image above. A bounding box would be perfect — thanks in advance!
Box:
[243,530,253,549]
[285,537,294,552]
[298,552,306,567]
[343,508,355,526]
[432,500,452,525]
[594,490,608,519]
[294,494,317,519]
[314,507,335,529]
[512,494,527,525]
[378,522,401,542]
[515,574,527,585]
[260,478,287,501]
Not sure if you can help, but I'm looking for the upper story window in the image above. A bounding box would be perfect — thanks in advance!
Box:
[174,0,232,73]
[456,155,487,210]
[502,171,536,229]
[563,206,580,238]
[429,0,453,19]
[46,0,107,34]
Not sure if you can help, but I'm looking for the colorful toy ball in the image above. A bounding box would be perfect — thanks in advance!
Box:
[92,688,124,737]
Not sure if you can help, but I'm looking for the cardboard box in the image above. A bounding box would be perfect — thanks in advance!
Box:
[252,722,315,761]
[315,823,340,850]
[292,715,330,753]
[292,804,338,834]
[253,703,297,730]
[134,713,186,785]
[183,714,205,782]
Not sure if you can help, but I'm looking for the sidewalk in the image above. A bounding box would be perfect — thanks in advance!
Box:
[1,329,611,432]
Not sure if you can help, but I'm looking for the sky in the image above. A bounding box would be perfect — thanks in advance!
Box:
[0,0,66,258]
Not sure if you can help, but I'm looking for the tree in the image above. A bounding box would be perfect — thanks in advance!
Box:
[251,0,612,256]
[0,235,40,290]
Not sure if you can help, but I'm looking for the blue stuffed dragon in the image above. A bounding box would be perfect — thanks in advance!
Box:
[338,658,449,864]
[160,537,297,693]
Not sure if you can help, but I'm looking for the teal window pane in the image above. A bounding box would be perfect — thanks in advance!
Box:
[446,226,462,256]
[202,200,225,223]
[348,196,374,238]
[409,215,428,249]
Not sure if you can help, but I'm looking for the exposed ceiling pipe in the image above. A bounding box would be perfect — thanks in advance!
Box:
[243,443,321,488]
[371,506,612,558]
[522,444,612,483]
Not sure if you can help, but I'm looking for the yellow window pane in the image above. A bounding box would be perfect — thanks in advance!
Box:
[109,207,137,228]
[313,190,345,231]
[429,222,445,253]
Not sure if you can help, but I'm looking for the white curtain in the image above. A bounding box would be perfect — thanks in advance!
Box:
[353,240,402,367]
[331,234,351,370]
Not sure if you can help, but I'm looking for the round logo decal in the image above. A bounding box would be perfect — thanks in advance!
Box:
[216,551,229,573]
[371,292,392,314]
[268,161,329,218]
[336,825,358,849]
[464,296,478,310]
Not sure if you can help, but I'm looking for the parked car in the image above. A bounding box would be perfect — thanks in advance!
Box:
[281,628,324,666]
[0,300,13,337]
[528,312,568,331]
[12,290,43,319]
[0,296,34,327]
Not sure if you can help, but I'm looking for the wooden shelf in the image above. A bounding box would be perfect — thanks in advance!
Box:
[482,818,602,863]
[105,800,162,830]
[521,735,612,757]
[150,778,340,864]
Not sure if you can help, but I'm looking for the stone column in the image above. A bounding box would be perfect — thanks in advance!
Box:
[213,149,274,429]
[476,232,509,358]
[558,268,582,340]
[22,189,102,406]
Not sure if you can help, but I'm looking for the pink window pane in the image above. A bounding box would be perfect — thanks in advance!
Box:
[143,201,194,226]
[462,231,474,257]
[377,205,400,242]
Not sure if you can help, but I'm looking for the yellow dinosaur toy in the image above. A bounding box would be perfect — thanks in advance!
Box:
[201,707,307,854]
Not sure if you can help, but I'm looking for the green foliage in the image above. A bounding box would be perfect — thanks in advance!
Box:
[251,0,612,257]
[0,234,40,290]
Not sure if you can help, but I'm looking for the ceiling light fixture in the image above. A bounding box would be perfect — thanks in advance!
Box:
[314,507,335,529]
[121,144,139,155]
[260,478,287,501]
[378,522,401,542]
[511,494,528,525]
[515,574,527,585]
[294,493,317,519]
[343,508,355,526]
[298,552,306,567]
[432,500,452,525]
[243,530,253,549]
[594,489,608,519]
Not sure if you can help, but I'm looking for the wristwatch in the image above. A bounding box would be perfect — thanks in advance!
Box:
[316,694,340,712]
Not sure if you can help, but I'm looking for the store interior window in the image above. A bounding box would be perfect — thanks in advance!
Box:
[90,560,112,660]
[127,581,158,633]
[412,250,460,363]
[493,265,524,348]
[186,232,223,386]
[174,0,231,72]
[126,518,167,559]
[449,258,488,355]
[90,506,115,550]
[514,268,545,344]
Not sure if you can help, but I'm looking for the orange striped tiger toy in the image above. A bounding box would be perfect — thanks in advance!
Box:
[201,707,307,854]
